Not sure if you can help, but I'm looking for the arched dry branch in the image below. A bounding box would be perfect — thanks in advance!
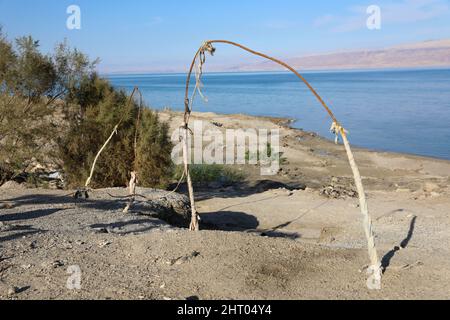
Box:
[183,40,382,289]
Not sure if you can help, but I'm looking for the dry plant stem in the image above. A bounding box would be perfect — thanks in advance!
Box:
[84,124,118,188]
[123,171,137,213]
[184,40,381,288]
[181,123,199,231]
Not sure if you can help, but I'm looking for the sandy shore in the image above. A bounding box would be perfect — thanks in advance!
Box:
[0,111,449,299]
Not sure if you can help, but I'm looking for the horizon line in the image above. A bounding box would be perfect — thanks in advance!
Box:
[100,65,450,77]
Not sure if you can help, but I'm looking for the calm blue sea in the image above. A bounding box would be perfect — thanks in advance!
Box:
[107,69,450,160]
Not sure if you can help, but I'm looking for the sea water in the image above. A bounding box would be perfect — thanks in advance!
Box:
[107,68,450,160]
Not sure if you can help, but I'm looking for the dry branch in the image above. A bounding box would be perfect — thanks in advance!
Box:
[84,124,119,188]
[183,40,382,289]
[181,124,199,231]
[123,171,137,213]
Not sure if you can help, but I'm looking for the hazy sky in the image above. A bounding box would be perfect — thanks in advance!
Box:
[1,0,449,73]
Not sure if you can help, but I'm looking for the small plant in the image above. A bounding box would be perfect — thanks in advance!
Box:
[245,142,287,164]
[173,164,245,187]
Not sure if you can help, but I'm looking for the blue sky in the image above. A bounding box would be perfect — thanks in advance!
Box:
[1,0,449,73]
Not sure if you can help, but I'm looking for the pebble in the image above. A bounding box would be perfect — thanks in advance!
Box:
[63,242,73,249]
[40,260,64,269]
[52,260,65,268]
[168,251,200,266]
[98,240,112,248]
[7,286,18,296]
[92,227,109,234]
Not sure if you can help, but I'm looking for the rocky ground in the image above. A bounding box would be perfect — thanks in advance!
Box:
[1,111,449,300]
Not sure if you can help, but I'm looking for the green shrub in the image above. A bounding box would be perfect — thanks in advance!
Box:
[0,27,173,189]
[244,142,288,165]
[58,77,172,189]
[0,28,17,90]
[0,30,92,183]
[13,36,56,103]
[173,164,245,187]
[135,109,173,188]
[0,93,56,183]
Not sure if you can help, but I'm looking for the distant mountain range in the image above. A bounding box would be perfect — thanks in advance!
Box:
[230,39,450,72]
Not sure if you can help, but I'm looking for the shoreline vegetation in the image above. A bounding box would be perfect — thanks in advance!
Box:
[0,27,173,189]
[158,110,450,191]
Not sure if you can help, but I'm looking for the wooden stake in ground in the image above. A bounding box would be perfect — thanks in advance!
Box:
[183,40,382,289]
[123,171,137,213]
[181,123,199,231]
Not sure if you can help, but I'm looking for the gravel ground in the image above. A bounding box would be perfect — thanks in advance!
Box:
[1,187,450,300]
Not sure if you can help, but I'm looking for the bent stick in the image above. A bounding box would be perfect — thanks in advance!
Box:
[184,40,382,288]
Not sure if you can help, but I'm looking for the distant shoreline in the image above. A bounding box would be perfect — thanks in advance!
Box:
[102,66,450,77]
[162,110,450,164]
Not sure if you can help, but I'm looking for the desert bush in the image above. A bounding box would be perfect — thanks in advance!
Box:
[0,28,172,189]
[11,36,56,104]
[0,28,17,92]
[58,77,172,189]
[51,39,99,105]
[135,109,173,188]
[1,27,96,103]
[0,93,56,184]
[0,30,83,182]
